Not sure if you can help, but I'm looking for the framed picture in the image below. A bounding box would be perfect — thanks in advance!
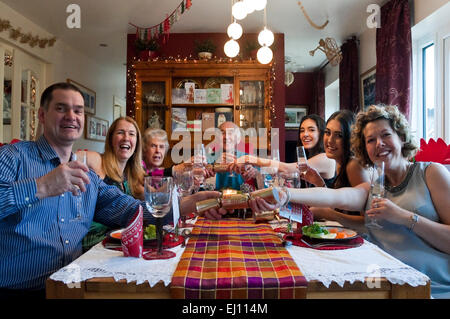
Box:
[67,79,96,114]
[360,66,376,110]
[3,80,12,125]
[85,115,108,142]
[285,106,307,129]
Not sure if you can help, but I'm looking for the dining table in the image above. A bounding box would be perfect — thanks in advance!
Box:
[46,217,431,299]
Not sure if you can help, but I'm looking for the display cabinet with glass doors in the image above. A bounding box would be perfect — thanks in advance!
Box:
[132,60,272,167]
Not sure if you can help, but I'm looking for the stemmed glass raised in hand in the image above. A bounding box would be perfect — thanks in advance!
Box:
[144,176,175,258]
[366,161,385,229]
[193,144,206,189]
[72,151,86,220]
[174,169,195,227]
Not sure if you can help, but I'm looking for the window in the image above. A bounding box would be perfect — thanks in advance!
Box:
[422,43,435,140]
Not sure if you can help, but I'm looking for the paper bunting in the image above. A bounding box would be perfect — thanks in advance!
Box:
[130,0,193,44]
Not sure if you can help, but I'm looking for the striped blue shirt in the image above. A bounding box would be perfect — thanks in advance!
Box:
[0,136,162,289]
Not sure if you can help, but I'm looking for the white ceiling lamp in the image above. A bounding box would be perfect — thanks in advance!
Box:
[243,0,256,14]
[227,21,243,40]
[258,27,274,47]
[224,39,240,58]
[254,0,267,11]
[257,45,273,64]
[232,1,247,20]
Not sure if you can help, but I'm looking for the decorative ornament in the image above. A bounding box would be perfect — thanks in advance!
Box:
[0,19,56,49]
[309,38,342,67]
[129,0,192,45]
[297,1,329,30]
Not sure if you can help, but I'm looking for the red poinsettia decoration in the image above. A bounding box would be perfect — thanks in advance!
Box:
[414,138,450,164]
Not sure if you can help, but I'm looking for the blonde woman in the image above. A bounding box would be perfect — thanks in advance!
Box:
[78,116,145,251]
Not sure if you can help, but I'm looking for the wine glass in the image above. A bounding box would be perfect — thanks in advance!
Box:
[174,169,195,227]
[72,150,86,220]
[366,162,385,229]
[260,166,278,188]
[193,144,206,189]
[144,176,175,259]
[296,146,308,176]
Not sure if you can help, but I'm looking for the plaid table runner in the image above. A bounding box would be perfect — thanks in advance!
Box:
[171,218,307,299]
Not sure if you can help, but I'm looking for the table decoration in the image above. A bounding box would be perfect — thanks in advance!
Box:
[171,217,307,299]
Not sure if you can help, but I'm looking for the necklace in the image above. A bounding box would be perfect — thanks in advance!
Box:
[385,162,415,192]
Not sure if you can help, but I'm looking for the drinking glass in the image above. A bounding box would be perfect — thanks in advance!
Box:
[296,146,308,176]
[366,162,385,229]
[144,176,174,258]
[174,169,195,227]
[193,144,206,188]
[260,166,278,188]
[72,151,86,220]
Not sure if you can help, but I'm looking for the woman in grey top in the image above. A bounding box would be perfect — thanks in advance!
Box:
[254,105,450,298]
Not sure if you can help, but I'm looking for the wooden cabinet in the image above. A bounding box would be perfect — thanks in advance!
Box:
[132,60,272,166]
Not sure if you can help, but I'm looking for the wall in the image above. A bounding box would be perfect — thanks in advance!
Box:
[285,72,314,141]
[127,32,287,160]
[357,0,449,77]
[0,1,126,152]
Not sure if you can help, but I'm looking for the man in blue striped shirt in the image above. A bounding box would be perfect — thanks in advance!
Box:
[0,82,226,298]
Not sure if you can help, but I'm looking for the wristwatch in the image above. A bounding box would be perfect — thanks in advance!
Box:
[409,213,419,230]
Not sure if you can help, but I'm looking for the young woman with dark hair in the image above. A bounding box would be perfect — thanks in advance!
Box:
[301,110,371,216]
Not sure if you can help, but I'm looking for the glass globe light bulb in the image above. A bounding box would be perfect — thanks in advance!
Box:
[257,45,273,64]
[227,22,243,40]
[254,0,267,11]
[224,39,240,58]
[232,1,247,20]
[258,27,274,47]
[243,0,256,14]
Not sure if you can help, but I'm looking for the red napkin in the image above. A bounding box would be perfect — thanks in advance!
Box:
[284,233,364,250]
[121,205,144,258]
[415,138,450,164]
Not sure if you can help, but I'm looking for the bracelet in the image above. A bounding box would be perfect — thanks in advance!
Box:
[409,213,419,230]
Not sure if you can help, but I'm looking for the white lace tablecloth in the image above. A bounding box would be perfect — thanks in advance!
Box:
[51,223,429,290]
[287,240,429,288]
[50,242,186,287]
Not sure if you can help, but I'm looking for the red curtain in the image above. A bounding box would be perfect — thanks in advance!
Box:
[339,37,360,113]
[376,0,412,120]
[310,71,325,119]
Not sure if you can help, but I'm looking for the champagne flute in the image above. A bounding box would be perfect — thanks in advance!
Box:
[193,144,206,189]
[366,162,384,229]
[296,146,308,176]
[72,150,87,220]
[144,176,175,259]
[174,169,195,227]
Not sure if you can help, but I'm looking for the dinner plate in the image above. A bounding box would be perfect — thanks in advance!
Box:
[107,229,157,244]
[302,226,358,241]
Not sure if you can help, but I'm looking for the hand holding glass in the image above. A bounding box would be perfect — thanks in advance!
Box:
[366,162,384,229]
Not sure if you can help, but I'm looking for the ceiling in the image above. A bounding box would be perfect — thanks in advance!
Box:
[2,0,385,72]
